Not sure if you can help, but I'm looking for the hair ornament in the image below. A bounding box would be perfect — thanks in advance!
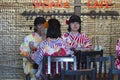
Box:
[43,21,49,28]
[66,19,69,25]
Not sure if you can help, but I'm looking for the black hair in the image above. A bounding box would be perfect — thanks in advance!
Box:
[67,15,81,32]
[46,19,61,38]
[34,17,46,32]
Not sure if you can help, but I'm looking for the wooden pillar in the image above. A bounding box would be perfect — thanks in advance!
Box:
[74,0,81,16]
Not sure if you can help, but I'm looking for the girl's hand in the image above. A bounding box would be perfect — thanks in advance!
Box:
[29,53,36,61]
[29,41,34,50]
[29,42,37,51]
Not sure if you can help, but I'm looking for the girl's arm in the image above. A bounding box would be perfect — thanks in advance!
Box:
[31,41,45,65]
[83,34,92,49]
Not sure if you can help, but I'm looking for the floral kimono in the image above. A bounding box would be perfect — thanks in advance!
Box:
[115,38,120,70]
[32,38,73,78]
[62,32,92,50]
[20,32,43,80]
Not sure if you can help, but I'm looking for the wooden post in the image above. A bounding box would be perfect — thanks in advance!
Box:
[74,0,81,16]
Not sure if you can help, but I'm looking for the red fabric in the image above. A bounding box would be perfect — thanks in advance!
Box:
[44,48,66,56]
[52,48,66,56]
[66,19,69,25]
[44,48,66,75]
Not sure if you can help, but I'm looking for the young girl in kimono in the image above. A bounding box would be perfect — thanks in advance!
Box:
[62,15,92,69]
[19,17,46,80]
[62,15,92,52]
[115,38,120,70]
[32,19,73,80]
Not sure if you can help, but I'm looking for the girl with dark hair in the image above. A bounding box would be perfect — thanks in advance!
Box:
[62,15,92,51]
[32,19,73,79]
[20,17,47,80]
[46,19,61,38]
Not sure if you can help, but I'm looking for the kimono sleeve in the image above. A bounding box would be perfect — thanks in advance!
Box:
[61,39,74,56]
[83,34,92,48]
[116,39,120,57]
[115,59,120,70]
[19,36,30,57]
[33,41,45,65]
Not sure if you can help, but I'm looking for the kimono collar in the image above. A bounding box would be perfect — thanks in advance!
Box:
[69,32,80,36]
[47,37,60,43]
[32,32,41,38]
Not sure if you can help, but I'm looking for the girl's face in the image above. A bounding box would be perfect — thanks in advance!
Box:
[36,24,45,36]
[37,24,44,30]
[70,22,80,32]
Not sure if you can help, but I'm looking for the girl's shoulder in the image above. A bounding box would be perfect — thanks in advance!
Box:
[24,33,34,40]
[24,34,32,43]
[38,39,48,47]
[79,32,88,37]
[79,32,85,35]
[57,38,64,42]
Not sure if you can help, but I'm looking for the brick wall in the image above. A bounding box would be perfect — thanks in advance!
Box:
[0,0,120,79]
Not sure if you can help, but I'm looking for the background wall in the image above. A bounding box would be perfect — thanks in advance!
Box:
[0,0,120,79]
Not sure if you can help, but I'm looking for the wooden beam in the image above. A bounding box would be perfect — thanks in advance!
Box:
[21,10,119,16]
[74,0,81,16]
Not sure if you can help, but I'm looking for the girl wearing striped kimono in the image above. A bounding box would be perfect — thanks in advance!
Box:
[115,38,120,70]
[62,15,92,51]
[62,15,92,69]
[20,17,46,80]
[32,19,73,80]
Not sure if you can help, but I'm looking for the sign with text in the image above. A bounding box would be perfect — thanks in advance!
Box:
[32,0,70,8]
[32,0,112,9]
[88,0,112,8]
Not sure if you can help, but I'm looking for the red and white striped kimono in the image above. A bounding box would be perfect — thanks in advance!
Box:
[62,32,92,50]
